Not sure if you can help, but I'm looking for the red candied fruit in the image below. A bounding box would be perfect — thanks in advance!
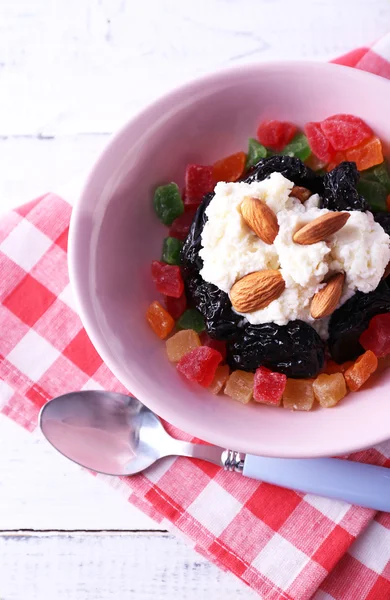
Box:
[253,366,286,406]
[177,346,223,387]
[184,164,214,206]
[200,333,227,361]
[151,261,184,298]
[326,151,347,172]
[212,152,246,183]
[359,313,390,358]
[257,120,297,152]
[304,122,335,163]
[169,207,197,241]
[164,292,187,320]
[344,350,378,392]
[320,114,372,151]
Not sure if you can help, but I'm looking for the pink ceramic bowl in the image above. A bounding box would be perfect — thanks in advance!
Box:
[69,61,390,458]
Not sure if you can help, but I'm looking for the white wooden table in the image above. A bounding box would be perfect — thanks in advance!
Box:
[1,2,390,598]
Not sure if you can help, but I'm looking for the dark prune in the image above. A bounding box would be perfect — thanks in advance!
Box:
[328,281,390,363]
[227,321,325,378]
[374,211,390,237]
[320,161,369,212]
[244,156,322,193]
[186,273,244,340]
[181,192,214,276]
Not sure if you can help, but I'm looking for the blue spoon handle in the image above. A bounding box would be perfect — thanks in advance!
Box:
[243,455,390,511]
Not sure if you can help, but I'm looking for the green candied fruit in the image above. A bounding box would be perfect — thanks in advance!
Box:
[282,133,311,161]
[177,309,205,333]
[161,237,183,265]
[153,183,184,226]
[361,161,390,194]
[245,138,267,169]
[357,179,387,212]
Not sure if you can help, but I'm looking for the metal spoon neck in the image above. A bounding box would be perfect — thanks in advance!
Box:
[170,439,245,473]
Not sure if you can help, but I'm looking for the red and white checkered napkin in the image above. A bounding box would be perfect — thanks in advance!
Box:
[2,39,390,600]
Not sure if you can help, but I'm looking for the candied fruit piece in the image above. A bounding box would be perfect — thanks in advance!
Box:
[356,179,387,212]
[146,301,175,339]
[169,207,197,241]
[346,136,383,171]
[326,151,347,172]
[224,370,254,404]
[361,161,390,193]
[344,350,378,391]
[201,333,227,361]
[305,153,326,172]
[283,379,315,411]
[177,309,205,333]
[320,114,372,151]
[282,133,311,161]
[324,360,353,375]
[313,373,347,408]
[213,152,246,183]
[161,237,183,265]
[253,366,286,406]
[359,313,390,358]
[185,164,214,206]
[166,329,201,362]
[164,292,187,320]
[208,364,230,395]
[257,120,297,152]
[177,346,222,387]
[151,261,184,298]
[153,183,184,225]
[246,138,267,169]
[304,122,335,163]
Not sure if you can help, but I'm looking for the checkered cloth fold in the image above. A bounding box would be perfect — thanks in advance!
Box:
[2,37,390,600]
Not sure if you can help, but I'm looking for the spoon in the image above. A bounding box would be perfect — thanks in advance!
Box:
[39,391,390,511]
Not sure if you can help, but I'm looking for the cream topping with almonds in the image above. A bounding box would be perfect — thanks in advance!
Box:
[199,173,390,339]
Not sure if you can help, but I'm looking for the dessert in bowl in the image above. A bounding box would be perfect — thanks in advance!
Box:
[69,61,390,457]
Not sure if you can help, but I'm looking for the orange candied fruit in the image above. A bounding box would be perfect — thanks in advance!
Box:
[324,359,354,375]
[313,373,347,408]
[344,350,378,392]
[283,379,314,411]
[212,152,246,183]
[345,136,383,171]
[166,329,201,362]
[386,194,390,211]
[224,370,254,404]
[146,301,175,339]
[208,364,230,395]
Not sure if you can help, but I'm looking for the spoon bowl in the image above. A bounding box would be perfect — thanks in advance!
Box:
[40,391,167,475]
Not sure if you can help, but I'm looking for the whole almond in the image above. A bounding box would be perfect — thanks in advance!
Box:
[230,270,285,313]
[293,212,350,245]
[289,186,311,203]
[241,197,279,244]
[310,273,345,319]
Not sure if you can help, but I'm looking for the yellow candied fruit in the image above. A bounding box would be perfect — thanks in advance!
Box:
[313,373,347,408]
[224,370,254,404]
[165,329,201,362]
[283,379,314,411]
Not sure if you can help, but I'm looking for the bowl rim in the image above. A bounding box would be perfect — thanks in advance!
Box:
[69,60,390,457]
